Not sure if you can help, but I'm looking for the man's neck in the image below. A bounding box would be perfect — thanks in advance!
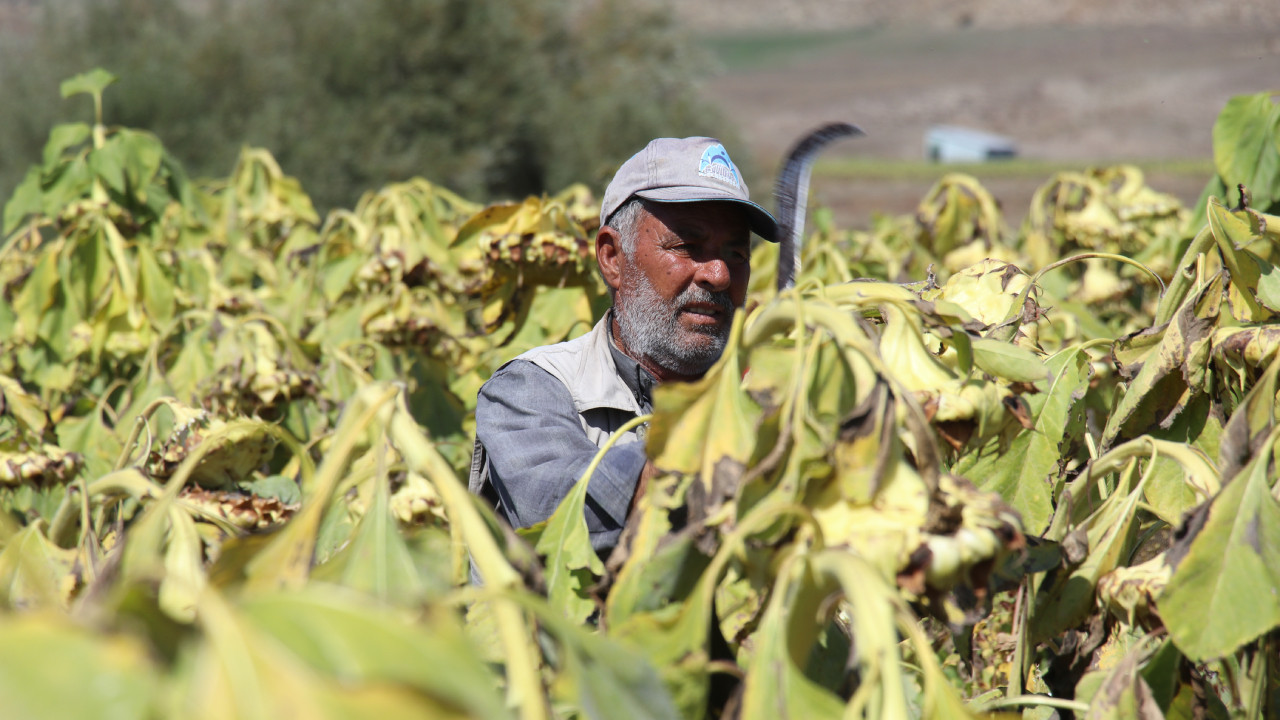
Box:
[605,311,657,410]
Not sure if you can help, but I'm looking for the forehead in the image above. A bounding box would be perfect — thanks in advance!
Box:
[642,201,751,238]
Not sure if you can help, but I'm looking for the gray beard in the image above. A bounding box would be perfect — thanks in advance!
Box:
[615,273,734,377]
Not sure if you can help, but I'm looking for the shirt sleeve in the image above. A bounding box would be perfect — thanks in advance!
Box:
[475,359,646,550]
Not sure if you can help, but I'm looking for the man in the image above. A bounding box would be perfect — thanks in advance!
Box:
[467,136,778,559]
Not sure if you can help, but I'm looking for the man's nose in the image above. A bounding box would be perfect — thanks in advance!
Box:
[693,255,731,291]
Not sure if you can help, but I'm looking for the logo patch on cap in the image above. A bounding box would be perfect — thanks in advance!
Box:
[697,144,741,188]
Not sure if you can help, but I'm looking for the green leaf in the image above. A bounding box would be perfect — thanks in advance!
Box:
[242,384,399,592]
[1145,393,1222,525]
[158,508,205,623]
[950,329,974,376]
[0,615,157,720]
[239,590,509,720]
[1206,197,1269,320]
[3,167,43,234]
[1159,431,1280,662]
[116,129,166,197]
[320,253,364,304]
[958,349,1089,533]
[166,327,214,405]
[535,454,606,625]
[238,474,302,505]
[1254,254,1280,312]
[561,629,682,720]
[68,221,114,322]
[42,123,91,167]
[963,431,1054,535]
[970,337,1049,383]
[606,476,706,625]
[1219,353,1280,482]
[54,408,121,480]
[1082,640,1165,719]
[40,155,93,216]
[1139,638,1185,712]
[136,241,175,328]
[87,142,127,194]
[313,457,424,604]
[1213,93,1280,207]
[59,69,118,100]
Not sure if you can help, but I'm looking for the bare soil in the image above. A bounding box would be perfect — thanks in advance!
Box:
[696,23,1280,229]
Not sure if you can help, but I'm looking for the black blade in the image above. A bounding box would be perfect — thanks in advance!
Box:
[774,122,864,291]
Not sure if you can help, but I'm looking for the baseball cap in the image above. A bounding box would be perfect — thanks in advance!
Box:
[599,137,779,242]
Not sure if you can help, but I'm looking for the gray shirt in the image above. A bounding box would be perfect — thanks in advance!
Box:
[473,315,655,553]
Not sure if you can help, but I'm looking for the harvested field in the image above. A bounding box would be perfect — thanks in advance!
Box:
[694,22,1280,228]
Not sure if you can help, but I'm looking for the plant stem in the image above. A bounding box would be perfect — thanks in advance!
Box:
[1154,224,1214,326]
[976,695,1090,713]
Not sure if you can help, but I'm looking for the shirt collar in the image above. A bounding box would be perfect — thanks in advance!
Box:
[605,309,657,411]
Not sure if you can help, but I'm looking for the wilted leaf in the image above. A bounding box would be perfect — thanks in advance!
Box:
[1101,275,1220,447]
[0,523,77,611]
[1083,641,1165,719]
[648,313,760,510]
[738,555,845,720]
[158,507,205,622]
[1032,462,1144,643]
[0,376,50,438]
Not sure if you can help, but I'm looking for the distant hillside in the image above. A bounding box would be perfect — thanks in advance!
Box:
[646,0,1280,32]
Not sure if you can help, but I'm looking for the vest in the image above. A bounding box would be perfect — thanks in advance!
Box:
[467,315,646,502]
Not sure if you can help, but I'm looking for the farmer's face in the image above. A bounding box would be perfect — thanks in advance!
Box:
[610,201,751,380]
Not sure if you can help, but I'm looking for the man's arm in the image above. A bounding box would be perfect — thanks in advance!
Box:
[475,360,646,550]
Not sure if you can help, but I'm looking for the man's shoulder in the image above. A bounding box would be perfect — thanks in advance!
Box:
[514,327,598,365]
[489,317,637,414]
[512,317,611,378]
[479,320,606,395]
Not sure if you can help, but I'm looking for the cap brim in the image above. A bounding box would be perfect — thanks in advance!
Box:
[636,188,780,242]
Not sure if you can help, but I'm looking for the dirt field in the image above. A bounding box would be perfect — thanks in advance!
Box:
[695,23,1280,229]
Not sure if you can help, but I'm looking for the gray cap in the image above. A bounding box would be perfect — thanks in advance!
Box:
[599,137,779,242]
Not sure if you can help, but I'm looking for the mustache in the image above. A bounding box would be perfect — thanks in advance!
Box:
[676,285,734,313]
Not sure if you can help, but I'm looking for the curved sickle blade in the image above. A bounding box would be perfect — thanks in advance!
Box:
[773,122,864,292]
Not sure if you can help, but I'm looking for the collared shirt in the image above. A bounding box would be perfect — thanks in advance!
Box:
[473,312,656,553]
[606,325,656,418]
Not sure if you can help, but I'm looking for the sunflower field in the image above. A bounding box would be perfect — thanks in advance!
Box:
[2,69,1280,719]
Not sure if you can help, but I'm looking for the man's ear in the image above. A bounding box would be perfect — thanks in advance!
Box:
[596,226,623,293]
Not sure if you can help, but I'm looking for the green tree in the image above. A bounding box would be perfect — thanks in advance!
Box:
[0,0,733,211]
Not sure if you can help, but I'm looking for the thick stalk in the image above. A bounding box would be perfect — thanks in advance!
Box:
[387,392,546,720]
[1154,224,1215,327]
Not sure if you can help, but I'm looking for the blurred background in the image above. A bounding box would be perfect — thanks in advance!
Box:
[1,0,1278,226]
